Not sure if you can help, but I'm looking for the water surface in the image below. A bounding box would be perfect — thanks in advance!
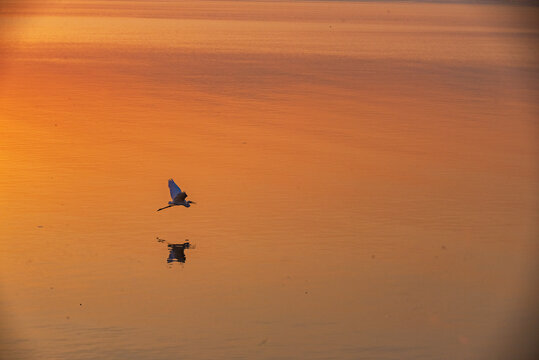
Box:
[1,1,538,359]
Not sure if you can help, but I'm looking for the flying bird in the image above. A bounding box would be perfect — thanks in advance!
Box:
[157,179,196,211]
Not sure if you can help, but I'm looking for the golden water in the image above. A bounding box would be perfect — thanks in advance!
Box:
[1,1,538,359]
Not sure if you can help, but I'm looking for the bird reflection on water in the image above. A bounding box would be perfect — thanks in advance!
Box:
[167,243,191,263]
[157,237,193,264]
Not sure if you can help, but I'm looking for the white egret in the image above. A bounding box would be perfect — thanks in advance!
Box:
[157,179,196,211]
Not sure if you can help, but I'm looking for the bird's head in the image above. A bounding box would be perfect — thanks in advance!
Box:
[187,200,196,206]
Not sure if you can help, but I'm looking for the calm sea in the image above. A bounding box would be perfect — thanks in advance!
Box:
[1,1,538,359]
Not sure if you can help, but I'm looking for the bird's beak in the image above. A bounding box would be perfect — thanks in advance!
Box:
[191,201,196,204]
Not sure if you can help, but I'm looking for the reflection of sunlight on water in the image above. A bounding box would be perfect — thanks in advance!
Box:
[1,1,538,359]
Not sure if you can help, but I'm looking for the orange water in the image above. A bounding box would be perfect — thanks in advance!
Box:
[1,1,538,359]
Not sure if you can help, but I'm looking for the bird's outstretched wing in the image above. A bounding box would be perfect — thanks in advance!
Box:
[168,179,182,200]
[174,192,188,203]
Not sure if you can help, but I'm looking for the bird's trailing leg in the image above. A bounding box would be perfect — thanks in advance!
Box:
[157,205,174,212]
